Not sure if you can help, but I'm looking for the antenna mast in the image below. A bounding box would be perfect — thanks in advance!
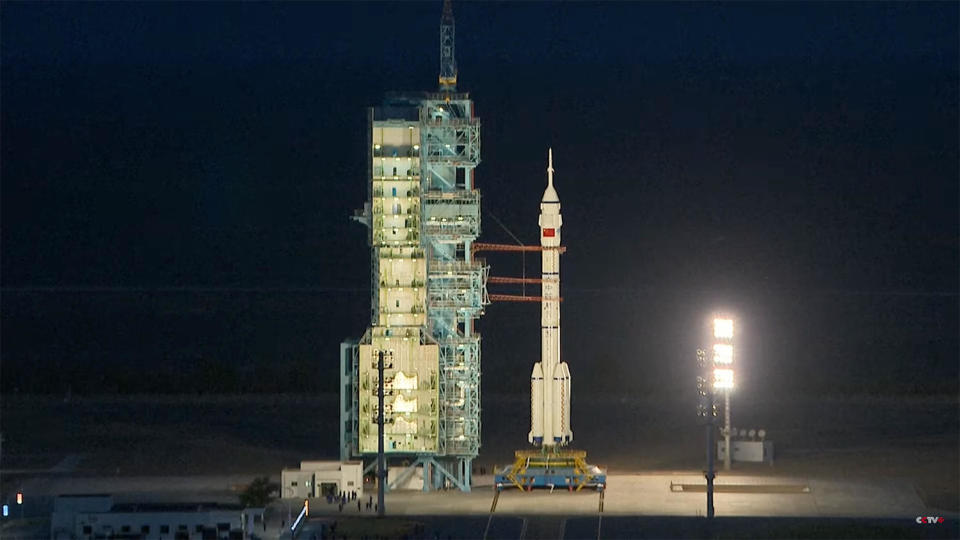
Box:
[439,0,457,91]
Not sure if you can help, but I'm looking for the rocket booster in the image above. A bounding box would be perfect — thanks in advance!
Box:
[529,149,573,447]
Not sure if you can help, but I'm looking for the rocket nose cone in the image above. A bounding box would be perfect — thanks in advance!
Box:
[542,148,559,202]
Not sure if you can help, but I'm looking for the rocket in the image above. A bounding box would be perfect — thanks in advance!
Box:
[529,148,573,447]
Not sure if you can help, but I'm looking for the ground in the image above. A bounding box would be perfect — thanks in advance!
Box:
[0,392,957,538]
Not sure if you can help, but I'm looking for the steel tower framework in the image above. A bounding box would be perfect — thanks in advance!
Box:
[340,1,485,492]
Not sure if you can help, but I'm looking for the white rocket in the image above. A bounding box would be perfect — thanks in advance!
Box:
[529,148,573,447]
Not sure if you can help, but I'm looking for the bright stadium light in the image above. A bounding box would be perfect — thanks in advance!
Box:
[713,368,734,390]
[712,343,733,364]
[709,314,737,471]
[713,318,734,339]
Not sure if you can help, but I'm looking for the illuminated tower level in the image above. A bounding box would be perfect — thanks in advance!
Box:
[341,0,486,492]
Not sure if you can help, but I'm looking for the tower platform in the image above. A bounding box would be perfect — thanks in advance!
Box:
[494,449,606,492]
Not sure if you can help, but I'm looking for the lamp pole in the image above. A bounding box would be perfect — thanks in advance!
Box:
[377,350,385,517]
[696,349,715,519]
[724,391,731,471]
[705,408,716,519]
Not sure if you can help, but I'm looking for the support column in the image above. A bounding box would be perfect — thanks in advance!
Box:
[462,458,472,492]
[377,350,385,517]
[422,460,431,492]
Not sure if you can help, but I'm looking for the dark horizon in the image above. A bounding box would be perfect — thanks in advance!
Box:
[2,1,957,398]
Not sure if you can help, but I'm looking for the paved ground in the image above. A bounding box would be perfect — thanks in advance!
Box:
[288,472,932,519]
[13,471,935,519]
[1,394,956,538]
[1,471,954,539]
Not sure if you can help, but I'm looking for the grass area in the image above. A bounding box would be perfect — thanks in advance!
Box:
[320,516,425,538]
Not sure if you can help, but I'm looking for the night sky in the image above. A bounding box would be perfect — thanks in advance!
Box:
[2,1,957,398]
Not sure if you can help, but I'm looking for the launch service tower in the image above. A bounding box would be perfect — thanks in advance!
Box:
[340,1,487,493]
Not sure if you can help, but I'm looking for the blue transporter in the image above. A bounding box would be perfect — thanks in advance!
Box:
[494,449,606,492]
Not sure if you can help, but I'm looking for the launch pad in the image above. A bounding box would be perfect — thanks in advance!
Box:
[494,449,607,492]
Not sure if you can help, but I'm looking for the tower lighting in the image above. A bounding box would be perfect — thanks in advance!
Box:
[713,318,734,339]
[712,343,733,364]
[713,368,734,390]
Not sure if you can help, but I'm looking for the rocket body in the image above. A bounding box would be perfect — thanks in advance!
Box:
[529,149,573,447]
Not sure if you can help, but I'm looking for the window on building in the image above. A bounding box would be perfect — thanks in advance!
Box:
[291,481,298,486]
[121,525,131,533]
[141,525,150,534]
[82,525,92,535]
[347,481,355,486]
[160,525,170,534]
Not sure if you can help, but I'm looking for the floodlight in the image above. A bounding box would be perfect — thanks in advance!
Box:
[714,318,734,339]
[713,368,734,389]
[712,343,733,364]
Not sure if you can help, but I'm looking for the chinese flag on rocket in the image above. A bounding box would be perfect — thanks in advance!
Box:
[543,228,555,237]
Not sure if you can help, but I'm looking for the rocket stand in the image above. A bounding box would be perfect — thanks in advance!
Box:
[494,448,606,492]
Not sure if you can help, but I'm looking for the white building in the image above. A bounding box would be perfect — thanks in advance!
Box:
[280,461,363,499]
[50,494,260,540]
